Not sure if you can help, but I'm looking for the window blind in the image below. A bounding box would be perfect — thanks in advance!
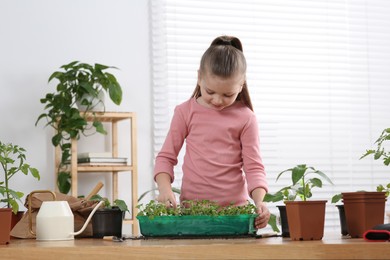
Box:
[150,0,390,232]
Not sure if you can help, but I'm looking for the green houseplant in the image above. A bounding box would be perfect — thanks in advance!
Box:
[0,141,40,245]
[360,127,390,195]
[266,164,333,240]
[331,128,390,204]
[89,194,129,238]
[35,61,123,194]
[0,141,40,214]
[331,128,390,238]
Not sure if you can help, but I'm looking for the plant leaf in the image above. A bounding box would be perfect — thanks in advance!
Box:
[331,193,342,203]
[58,172,71,194]
[268,213,280,233]
[114,199,129,212]
[310,178,322,188]
[292,165,306,185]
[276,168,293,181]
[93,121,107,135]
[313,170,333,185]
[29,167,41,180]
[263,192,284,203]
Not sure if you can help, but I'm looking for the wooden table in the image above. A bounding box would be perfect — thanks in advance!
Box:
[2,233,389,259]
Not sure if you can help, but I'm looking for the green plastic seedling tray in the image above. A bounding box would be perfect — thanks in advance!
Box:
[137,214,257,237]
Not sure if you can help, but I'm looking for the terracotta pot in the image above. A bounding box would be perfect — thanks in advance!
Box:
[285,200,327,241]
[342,192,386,238]
[276,205,290,237]
[342,192,386,200]
[0,208,12,245]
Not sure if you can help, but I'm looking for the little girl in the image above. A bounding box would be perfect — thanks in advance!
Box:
[154,35,269,229]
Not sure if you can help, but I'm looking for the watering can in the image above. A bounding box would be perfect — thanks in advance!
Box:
[28,190,103,241]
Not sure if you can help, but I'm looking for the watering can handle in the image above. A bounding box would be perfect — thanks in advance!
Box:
[28,190,56,236]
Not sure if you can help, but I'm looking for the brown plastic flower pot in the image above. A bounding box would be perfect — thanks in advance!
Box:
[342,192,386,200]
[285,200,327,241]
[342,192,386,238]
[0,208,12,245]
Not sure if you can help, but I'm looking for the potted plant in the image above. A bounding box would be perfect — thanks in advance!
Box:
[0,141,40,244]
[332,128,390,238]
[269,164,333,241]
[136,200,260,237]
[35,61,123,194]
[360,128,390,196]
[89,194,129,238]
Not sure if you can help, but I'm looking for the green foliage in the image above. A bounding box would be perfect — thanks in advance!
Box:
[35,61,123,194]
[360,128,390,197]
[89,194,129,213]
[331,193,343,204]
[0,142,40,214]
[136,200,257,218]
[265,164,333,202]
[360,128,390,166]
[376,183,390,197]
[57,171,71,195]
[138,189,280,232]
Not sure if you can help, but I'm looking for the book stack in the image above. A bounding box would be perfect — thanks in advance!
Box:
[77,152,127,166]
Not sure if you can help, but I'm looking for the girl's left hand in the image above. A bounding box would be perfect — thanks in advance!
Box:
[254,202,270,229]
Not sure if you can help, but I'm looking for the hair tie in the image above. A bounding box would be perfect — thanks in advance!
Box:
[219,40,232,46]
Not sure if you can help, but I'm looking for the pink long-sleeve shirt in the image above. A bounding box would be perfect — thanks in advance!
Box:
[154,97,268,206]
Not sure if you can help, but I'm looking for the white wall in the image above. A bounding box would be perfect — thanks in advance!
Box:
[0,0,154,222]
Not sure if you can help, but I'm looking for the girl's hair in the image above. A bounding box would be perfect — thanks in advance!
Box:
[191,35,253,111]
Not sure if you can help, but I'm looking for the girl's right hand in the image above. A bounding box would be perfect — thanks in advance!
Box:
[156,190,177,208]
[155,172,177,208]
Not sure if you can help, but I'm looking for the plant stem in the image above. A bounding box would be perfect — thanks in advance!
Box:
[2,151,10,208]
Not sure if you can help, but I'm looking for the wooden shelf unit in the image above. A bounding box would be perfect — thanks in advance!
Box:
[54,111,138,235]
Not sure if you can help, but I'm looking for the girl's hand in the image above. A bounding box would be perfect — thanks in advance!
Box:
[254,201,270,229]
[156,188,177,208]
[155,173,177,208]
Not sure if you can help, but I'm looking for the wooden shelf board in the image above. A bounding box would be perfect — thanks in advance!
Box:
[77,165,134,172]
[80,111,135,122]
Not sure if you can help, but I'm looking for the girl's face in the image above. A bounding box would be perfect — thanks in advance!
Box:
[197,71,245,110]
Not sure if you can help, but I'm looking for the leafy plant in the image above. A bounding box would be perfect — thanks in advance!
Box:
[268,164,333,202]
[0,142,40,214]
[35,61,123,194]
[359,128,390,198]
[360,128,390,166]
[90,194,129,213]
[331,129,390,204]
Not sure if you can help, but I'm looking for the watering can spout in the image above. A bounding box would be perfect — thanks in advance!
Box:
[71,200,104,236]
